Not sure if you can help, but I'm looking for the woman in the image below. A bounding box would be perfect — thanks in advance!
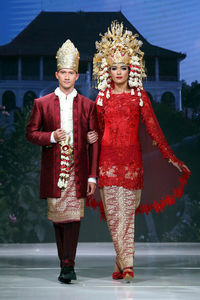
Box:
[88,22,191,282]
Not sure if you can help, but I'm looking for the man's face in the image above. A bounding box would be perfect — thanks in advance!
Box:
[55,68,79,91]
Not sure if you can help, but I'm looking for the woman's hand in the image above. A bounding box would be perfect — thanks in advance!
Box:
[169,159,191,173]
[182,164,191,173]
[87,130,98,144]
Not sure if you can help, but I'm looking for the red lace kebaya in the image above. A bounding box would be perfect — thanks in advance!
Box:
[96,89,191,216]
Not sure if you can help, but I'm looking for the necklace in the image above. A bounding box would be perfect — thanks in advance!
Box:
[112,90,131,94]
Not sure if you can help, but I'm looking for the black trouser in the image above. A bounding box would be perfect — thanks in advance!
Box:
[53,221,80,268]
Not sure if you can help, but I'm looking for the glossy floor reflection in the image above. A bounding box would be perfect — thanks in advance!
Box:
[0,243,200,299]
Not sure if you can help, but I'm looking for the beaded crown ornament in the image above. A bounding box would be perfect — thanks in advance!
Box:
[93,21,146,106]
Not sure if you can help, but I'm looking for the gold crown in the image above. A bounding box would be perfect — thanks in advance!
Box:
[93,21,146,79]
[56,39,80,72]
[106,49,130,66]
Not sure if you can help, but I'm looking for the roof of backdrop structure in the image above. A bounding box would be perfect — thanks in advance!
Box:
[0,11,186,60]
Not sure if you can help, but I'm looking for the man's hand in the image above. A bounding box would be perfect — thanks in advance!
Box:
[87,131,98,144]
[87,182,96,196]
[53,129,66,142]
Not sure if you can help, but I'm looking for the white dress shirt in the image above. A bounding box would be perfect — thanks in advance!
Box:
[51,87,96,184]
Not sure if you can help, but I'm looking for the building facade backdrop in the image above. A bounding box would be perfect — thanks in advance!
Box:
[0,11,185,114]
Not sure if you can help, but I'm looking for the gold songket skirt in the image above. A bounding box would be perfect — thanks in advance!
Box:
[100,186,141,269]
[47,165,84,223]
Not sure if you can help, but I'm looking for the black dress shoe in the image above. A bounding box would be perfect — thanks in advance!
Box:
[58,275,71,284]
[58,266,77,284]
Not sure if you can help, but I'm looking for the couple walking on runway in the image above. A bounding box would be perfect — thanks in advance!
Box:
[26,21,191,284]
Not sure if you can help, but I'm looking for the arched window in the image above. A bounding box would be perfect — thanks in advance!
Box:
[23,91,37,109]
[161,92,175,109]
[146,91,154,102]
[2,91,16,111]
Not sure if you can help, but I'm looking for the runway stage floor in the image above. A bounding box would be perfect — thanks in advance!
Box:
[0,243,200,300]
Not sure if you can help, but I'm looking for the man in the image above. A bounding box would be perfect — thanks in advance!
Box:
[26,40,99,284]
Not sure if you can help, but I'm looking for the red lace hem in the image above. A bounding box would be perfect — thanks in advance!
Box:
[136,171,191,215]
[98,177,143,190]
[86,169,191,221]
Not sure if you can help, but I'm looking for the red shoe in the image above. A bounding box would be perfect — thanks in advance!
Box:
[123,268,134,283]
[112,271,123,280]
[112,261,123,280]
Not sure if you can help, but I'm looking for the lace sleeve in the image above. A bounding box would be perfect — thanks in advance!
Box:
[140,89,183,166]
[96,95,105,141]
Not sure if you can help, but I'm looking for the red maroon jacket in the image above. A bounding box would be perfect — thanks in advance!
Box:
[26,92,99,199]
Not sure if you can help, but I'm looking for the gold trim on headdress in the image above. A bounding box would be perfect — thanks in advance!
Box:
[56,39,80,73]
[93,21,146,104]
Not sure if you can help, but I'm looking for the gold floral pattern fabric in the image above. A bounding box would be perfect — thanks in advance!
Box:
[47,164,84,223]
[100,186,139,269]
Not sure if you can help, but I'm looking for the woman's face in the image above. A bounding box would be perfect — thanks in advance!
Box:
[109,64,129,85]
